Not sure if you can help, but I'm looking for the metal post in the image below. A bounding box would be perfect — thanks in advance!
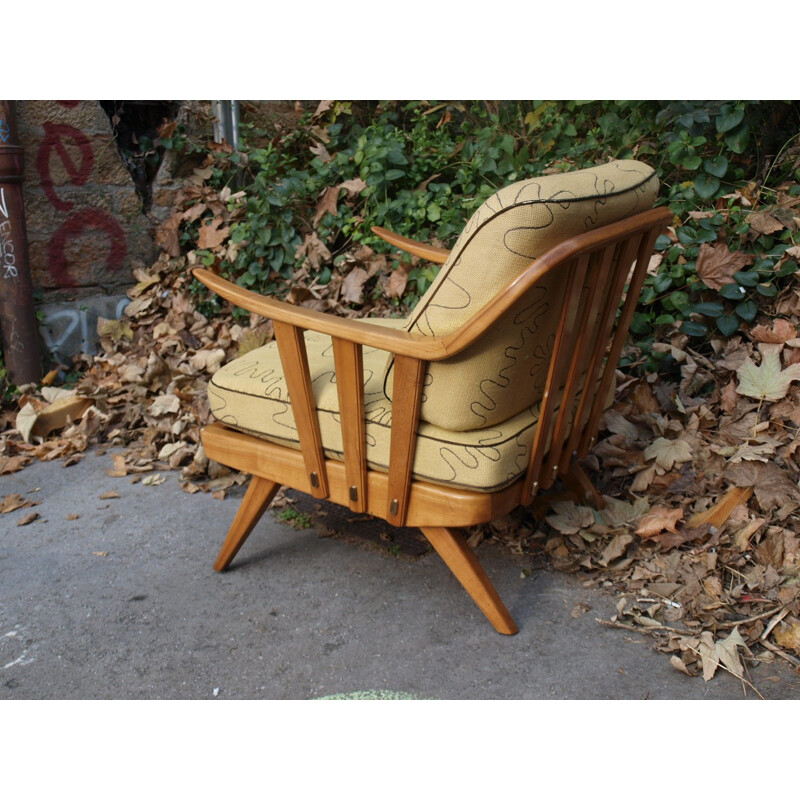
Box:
[0,100,42,386]
[212,101,240,150]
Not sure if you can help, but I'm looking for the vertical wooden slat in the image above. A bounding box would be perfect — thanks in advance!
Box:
[543,248,613,487]
[273,320,329,499]
[557,241,618,473]
[386,354,426,526]
[522,256,588,501]
[561,234,641,461]
[332,337,368,512]
[579,229,658,457]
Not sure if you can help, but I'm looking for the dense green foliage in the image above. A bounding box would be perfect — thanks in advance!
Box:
[166,101,800,372]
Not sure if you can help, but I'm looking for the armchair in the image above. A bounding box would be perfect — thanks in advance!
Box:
[193,159,670,635]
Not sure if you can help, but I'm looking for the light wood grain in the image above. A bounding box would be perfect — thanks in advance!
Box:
[371,226,451,264]
[273,320,329,499]
[385,354,426,525]
[421,527,518,635]
[201,422,525,527]
[213,476,281,571]
[332,338,368,512]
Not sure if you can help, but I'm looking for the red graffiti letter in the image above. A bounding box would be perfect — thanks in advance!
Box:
[36,122,95,212]
[48,209,128,288]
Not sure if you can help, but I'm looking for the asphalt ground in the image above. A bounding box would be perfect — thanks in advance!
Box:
[3,446,798,702]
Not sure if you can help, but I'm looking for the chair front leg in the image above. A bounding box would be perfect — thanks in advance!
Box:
[420,527,518,635]
[214,476,282,571]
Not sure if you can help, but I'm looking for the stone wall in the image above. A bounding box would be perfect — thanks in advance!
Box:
[16,101,158,297]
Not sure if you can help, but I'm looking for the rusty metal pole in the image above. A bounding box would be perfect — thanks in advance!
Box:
[0,100,42,386]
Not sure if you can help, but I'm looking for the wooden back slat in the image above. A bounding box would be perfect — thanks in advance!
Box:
[273,320,329,499]
[578,228,658,457]
[385,354,426,526]
[332,338,368,512]
[521,255,588,501]
[557,240,622,473]
[543,244,616,486]
[559,234,642,465]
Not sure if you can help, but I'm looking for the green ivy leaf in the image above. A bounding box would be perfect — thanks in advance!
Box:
[734,270,759,287]
[681,320,708,337]
[725,122,751,154]
[691,301,724,318]
[704,155,729,178]
[719,283,747,300]
[756,283,777,297]
[776,259,798,277]
[735,300,758,321]
[717,314,740,336]
[716,106,744,133]
[694,173,721,200]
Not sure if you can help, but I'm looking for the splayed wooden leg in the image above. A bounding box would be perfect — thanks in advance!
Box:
[563,461,605,510]
[420,526,518,635]
[214,476,281,571]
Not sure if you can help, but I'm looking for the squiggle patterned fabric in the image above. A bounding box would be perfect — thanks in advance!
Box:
[382,160,658,430]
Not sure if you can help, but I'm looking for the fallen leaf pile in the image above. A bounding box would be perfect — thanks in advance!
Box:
[474,325,800,691]
[2,152,799,691]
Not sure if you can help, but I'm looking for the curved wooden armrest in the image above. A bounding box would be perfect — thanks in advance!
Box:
[192,267,450,360]
[371,226,450,264]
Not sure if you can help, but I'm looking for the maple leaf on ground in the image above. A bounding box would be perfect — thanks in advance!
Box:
[750,318,797,344]
[696,243,754,290]
[735,347,800,402]
[644,437,693,471]
[724,461,800,512]
[545,500,594,535]
[635,506,684,539]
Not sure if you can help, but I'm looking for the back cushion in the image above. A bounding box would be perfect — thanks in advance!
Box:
[383,160,659,431]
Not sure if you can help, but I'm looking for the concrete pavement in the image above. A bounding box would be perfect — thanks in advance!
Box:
[1,448,798,700]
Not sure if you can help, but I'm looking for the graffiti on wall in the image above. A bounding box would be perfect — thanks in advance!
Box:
[35,101,129,288]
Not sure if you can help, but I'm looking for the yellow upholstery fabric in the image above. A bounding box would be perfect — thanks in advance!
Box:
[208,322,542,493]
[383,160,659,431]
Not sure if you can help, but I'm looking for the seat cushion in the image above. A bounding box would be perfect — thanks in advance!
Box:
[208,320,544,493]
[384,159,659,431]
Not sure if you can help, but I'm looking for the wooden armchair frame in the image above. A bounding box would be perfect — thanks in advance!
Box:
[193,206,671,635]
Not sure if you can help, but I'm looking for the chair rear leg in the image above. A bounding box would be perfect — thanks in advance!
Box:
[563,461,605,510]
[420,527,518,635]
[214,476,281,571]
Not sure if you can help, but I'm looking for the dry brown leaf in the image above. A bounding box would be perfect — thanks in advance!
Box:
[748,206,797,235]
[105,454,128,477]
[1,494,30,513]
[696,243,754,290]
[635,506,684,538]
[387,265,409,299]
[644,437,693,471]
[295,232,332,270]
[66,513,80,520]
[546,501,594,535]
[340,267,370,305]
[773,621,800,654]
[313,186,340,226]
[338,177,367,196]
[17,512,40,526]
[751,318,797,344]
[724,461,800,512]
[149,394,181,417]
[196,216,229,249]
[736,348,800,402]
[98,491,120,499]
